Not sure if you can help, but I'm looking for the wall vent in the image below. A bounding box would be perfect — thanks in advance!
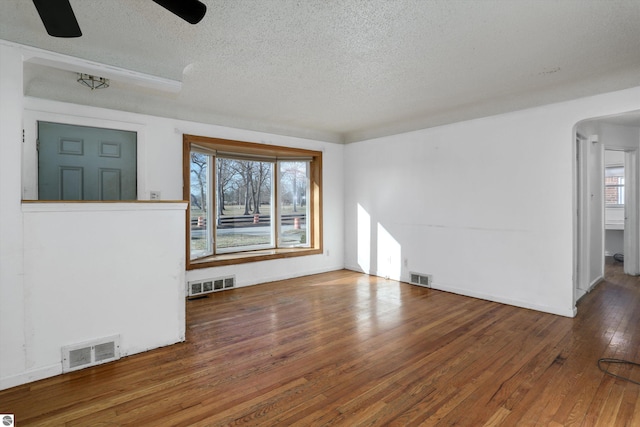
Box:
[188,275,235,297]
[62,335,121,373]
[409,272,432,288]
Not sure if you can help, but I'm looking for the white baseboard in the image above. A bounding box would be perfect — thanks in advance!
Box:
[0,335,187,391]
[0,364,61,391]
[344,266,576,318]
[430,282,576,318]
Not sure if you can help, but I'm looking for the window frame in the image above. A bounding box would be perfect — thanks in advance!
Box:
[605,165,625,208]
[22,110,146,201]
[183,134,323,269]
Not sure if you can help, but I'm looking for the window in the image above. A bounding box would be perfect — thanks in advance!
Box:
[605,166,624,206]
[184,135,322,268]
[37,121,137,200]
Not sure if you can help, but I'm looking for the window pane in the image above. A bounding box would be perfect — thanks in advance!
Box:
[279,161,310,247]
[216,158,274,253]
[605,166,624,206]
[190,152,213,259]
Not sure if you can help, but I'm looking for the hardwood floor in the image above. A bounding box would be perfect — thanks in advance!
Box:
[3,263,640,426]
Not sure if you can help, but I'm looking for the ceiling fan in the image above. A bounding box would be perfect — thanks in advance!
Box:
[32,0,207,38]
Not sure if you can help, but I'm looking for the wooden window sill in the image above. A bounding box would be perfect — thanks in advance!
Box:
[188,247,323,269]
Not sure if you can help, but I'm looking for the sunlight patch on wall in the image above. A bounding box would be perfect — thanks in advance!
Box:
[377,223,401,281]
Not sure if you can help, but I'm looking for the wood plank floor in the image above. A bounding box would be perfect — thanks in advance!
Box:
[3,262,640,426]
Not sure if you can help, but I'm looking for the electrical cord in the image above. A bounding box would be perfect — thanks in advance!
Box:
[597,358,640,385]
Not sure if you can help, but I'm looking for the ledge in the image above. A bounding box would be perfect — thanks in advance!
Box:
[188,247,323,269]
[21,200,188,213]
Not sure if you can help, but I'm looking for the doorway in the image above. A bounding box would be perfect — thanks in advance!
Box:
[574,112,640,305]
[604,149,625,273]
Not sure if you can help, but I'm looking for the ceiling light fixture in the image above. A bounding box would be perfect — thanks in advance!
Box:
[77,73,109,90]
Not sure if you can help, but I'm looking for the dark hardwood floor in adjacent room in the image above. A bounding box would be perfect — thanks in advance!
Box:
[2,262,640,426]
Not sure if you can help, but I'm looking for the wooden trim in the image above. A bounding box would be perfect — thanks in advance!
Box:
[183,134,323,270]
[312,153,322,250]
[187,247,323,269]
[183,136,193,268]
[184,134,321,158]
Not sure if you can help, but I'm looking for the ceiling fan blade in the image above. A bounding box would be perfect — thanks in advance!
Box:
[32,0,82,37]
[152,0,206,24]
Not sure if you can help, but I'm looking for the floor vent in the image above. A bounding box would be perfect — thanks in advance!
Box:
[409,272,432,288]
[62,335,121,373]
[188,275,235,297]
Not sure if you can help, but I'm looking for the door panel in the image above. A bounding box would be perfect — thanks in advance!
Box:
[60,167,84,200]
[38,122,136,200]
[60,138,83,155]
[99,168,122,200]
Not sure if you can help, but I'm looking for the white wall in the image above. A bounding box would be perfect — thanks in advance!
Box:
[0,43,26,390]
[18,202,186,386]
[344,87,640,317]
[0,43,344,390]
[606,231,624,256]
[601,123,640,151]
[605,149,625,165]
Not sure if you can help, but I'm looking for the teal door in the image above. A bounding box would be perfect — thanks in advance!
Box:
[38,122,137,200]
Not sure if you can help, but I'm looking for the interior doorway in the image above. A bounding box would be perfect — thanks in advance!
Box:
[604,149,625,274]
[574,111,640,306]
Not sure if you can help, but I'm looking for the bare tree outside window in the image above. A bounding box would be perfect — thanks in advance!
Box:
[190,152,208,212]
[215,158,273,251]
[279,161,309,246]
[190,152,212,258]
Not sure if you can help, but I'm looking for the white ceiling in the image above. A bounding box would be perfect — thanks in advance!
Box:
[1,0,639,143]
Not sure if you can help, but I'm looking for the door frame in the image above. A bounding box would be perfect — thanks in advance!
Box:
[575,134,605,302]
[575,134,590,298]
[624,149,640,275]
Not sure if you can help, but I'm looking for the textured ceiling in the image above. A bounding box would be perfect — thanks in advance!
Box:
[1,0,640,143]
